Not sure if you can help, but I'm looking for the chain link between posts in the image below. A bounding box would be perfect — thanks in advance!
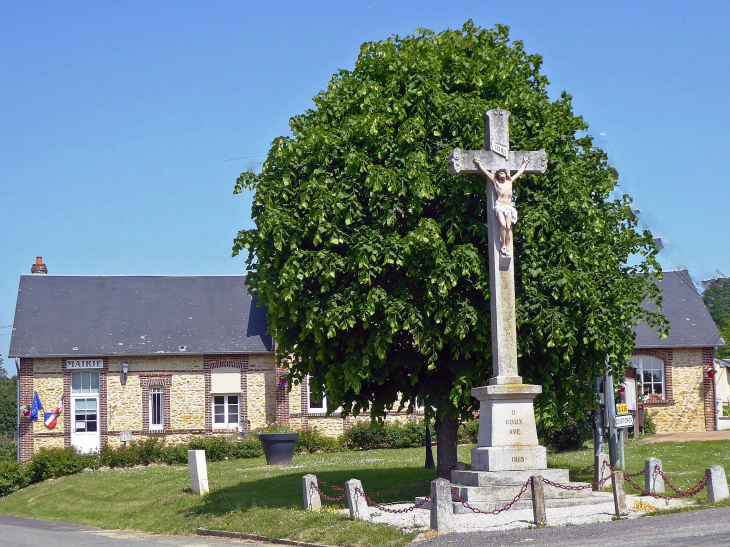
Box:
[449,477,532,515]
[309,460,709,515]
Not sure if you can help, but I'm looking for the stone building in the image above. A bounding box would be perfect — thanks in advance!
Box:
[630,270,726,433]
[9,260,420,462]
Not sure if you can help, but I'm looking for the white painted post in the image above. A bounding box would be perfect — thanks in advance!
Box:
[345,479,369,520]
[187,450,209,495]
[302,474,321,511]
[706,466,730,503]
[429,478,454,533]
[645,458,664,495]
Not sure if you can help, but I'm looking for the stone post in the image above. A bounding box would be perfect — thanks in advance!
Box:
[187,450,209,496]
[644,458,664,495]
[611,471,628,517]
[706,466,730,503]
[594,453,611,491]
[345,479,369,520]
[302,474,321,511]
[530,475,547,527]
[429,478,454,533]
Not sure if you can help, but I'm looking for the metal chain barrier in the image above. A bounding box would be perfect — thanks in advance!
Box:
[450,477,531,515]
[317,479,345,492]
[542,472,613,491]
[310,482,347,502]
[355,487,431,513]
[570,463,595,477]
[622,465,708,500]
[606,461,645,478]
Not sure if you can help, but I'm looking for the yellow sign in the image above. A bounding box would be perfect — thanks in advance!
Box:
[616,403,628,415]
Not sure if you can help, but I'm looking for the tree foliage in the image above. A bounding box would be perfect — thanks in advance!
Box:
[233,23,666,441]
[703,278,730,358]
[0,356,17,434]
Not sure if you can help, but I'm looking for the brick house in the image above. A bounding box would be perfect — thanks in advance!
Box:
[9,262,419,462]
[630,270,726,433]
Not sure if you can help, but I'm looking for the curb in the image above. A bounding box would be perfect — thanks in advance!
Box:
[195,528,332,547]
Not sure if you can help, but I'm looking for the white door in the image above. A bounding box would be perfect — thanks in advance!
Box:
[71,371,101,453]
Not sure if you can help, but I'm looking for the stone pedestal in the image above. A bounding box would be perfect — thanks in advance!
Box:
[471,384,546,471]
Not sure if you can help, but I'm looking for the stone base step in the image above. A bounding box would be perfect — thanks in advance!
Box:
[452,468,570,486]
[452,481,593,501]
[415,493,613,514]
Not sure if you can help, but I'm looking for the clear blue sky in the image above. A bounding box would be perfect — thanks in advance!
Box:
[2,1,729,374]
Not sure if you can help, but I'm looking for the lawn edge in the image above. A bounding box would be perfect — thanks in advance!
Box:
[196,527,335,547]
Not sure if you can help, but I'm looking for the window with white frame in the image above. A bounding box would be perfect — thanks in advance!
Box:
[213,395,239,428]
[631,356,665,398]
[307,378,342,415]
[149,387,164,431]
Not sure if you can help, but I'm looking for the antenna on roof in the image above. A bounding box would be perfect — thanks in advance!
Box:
[716,269,727,279]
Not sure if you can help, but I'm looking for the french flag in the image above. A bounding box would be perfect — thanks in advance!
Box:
[44,397,64,429]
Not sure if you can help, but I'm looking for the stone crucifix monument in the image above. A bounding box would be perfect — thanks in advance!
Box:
[448,108,548,472]
[412,111,601,512]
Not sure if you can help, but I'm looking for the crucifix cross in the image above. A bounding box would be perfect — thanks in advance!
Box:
[448,109,547,385]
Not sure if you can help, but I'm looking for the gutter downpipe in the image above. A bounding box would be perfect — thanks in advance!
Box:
[15,358,20,463]
[714,349,719,432]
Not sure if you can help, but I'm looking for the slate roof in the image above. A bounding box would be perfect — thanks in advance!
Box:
[8,275,273,358]
[633,270,726,349]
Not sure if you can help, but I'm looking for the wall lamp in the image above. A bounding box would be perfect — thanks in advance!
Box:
[121,361,129,384]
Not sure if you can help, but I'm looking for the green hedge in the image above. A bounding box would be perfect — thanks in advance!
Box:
[342,420,427,450]
[0,436,264,499]
[0,442,16,463]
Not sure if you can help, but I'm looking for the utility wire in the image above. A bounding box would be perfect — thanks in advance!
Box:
[0,325,12,329]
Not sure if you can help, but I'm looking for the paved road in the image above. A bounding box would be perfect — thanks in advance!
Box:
[0,515,270,547]
[419,506,730,547]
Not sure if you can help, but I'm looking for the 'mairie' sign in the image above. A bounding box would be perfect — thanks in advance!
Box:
[65,359,103,370]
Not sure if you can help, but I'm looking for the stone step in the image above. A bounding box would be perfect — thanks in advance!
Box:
[452,481,593,501]
[415,493,613,514]
[452,468,570,486]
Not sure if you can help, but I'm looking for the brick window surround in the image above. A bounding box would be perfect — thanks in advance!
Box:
[140,375,172,433]
[204,355,249,436]
[702,348,716,432]
[632,349,674,406]
[63,358,109,450]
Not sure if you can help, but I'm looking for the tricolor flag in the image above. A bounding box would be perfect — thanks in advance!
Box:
[29,392,43,422]
[44,396,64,429]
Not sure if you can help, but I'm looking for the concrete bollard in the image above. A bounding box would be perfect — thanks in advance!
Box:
[429,478,454,533]
[531,475,547,527]
[706,466,730,503]
[645,458,664,495]
[611,471,628,517]
[345,479,369,520]
[187,450,209,495]
[594,453,611,491]
[302,474,321,511]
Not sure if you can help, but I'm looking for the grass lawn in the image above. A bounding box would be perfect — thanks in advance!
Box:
[1,440,729,546]
[551,438,730,502]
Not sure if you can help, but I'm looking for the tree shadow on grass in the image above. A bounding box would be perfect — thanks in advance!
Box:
[187,466,436,518]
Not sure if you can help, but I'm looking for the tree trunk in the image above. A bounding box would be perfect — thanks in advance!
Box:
[434,410,459,479]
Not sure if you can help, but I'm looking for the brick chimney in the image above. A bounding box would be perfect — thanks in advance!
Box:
[31,256,48,274]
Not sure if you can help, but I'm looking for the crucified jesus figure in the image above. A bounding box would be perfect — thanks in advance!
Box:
[474,155,530,257]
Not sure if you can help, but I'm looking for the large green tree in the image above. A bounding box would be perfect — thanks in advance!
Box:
[703,277,730,358]
[0,356,17,435]
[233,22,666,475]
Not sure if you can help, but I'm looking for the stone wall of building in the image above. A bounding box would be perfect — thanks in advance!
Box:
[170,373,206,430]
[33,359,64,436]
[646,348,707,433]
[107,374,143,432]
